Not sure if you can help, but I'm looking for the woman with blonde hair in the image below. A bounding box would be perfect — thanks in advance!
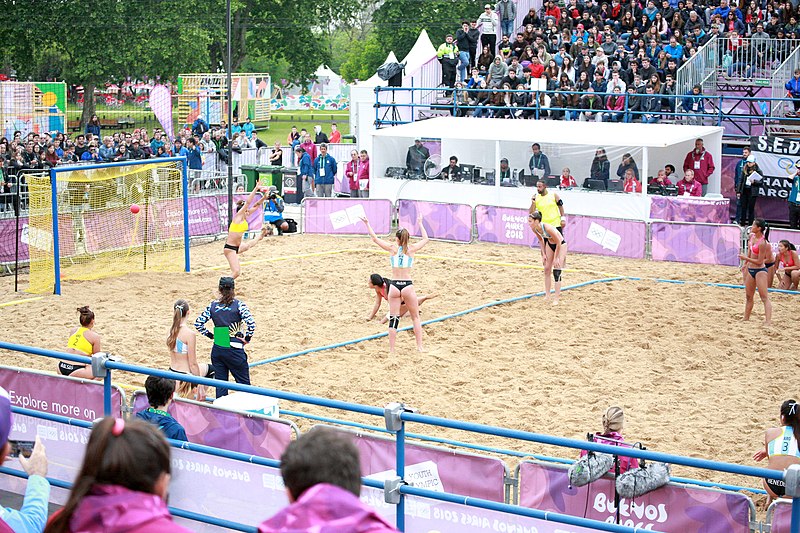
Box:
[167,300,212,400]
[580,406,640,474]
[361,214,429,352]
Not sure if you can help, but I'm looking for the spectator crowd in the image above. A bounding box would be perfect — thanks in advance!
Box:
[432,0,800,121]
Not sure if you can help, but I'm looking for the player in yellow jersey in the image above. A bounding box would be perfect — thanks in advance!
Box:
[529,178,565,236]
[224,179,269,279]
[59,306,102,379]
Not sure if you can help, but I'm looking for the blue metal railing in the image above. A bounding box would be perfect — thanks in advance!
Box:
[373,86,798,138]
[0,340,798,532]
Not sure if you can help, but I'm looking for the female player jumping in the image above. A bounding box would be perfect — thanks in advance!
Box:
[224,179,268,279]
[361,214,429,352]
[528,211,568,304]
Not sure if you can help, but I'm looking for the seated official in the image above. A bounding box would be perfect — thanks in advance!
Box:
[560,167,577,188]
[649,169,673,187]
[579,406,640,475]
[263,186,289,234]
[676,169,702,197]
[499,158,511,184]
[622,169,642,193]
[441,156,462,180]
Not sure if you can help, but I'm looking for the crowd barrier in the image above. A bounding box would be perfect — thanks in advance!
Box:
[301,197,392,235]
[517,460,755,533]
[770,499,795,533]
[650,222,742,267]
[0,343,797,533]
[323,425,508,503]
[131,392,296,460]
[303,198,763,267]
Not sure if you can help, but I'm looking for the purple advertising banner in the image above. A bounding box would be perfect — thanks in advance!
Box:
[0,217,28,262]
[170,446,287,531]
[0,366,123,420]
[518,461,752,532]
[567,215,647,259]
[153,197,221,239]
[475,205,534,247]
[769,228,800,248]
[649,196,731,224]
[651,222,742,266]
[0,414,90,505]
[398,200,472,243]
[302,198,393,235]
[770,500,793,533]
[132,392,293,460]
[364,488,602,533]
[326,427,506,502]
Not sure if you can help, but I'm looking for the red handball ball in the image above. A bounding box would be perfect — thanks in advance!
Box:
[130,204,140,215]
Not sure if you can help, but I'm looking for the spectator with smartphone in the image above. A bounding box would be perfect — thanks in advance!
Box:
[0,386,50,533]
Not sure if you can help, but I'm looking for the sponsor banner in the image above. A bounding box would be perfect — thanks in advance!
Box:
[650,222,742,266]
[0,366,123,420]
[0,217,28,262]
[749,135,800,199]
[303,198,392,235]
[169,446,287,531]
[325,427,506,502]
[518,461,752,533]
[769,500,793,533]
[132,392,292,460]
[568,215,646,259]
[398,200,472,243]
[649,196,730,224]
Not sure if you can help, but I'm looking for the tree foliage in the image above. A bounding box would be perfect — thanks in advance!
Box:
[339,33,387,83]
[372,0,485,58]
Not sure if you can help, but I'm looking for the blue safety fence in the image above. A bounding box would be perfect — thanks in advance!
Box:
[0,339,798,532]
[374,86,797,138]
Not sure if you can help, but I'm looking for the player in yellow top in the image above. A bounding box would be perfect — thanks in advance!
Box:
[59,306,102,379]
[224,179,269,279]
[529,178,565,236]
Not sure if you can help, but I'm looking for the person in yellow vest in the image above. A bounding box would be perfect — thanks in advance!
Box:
[59,306,102,379]
[529,178,566,236]
[437,35,460,91]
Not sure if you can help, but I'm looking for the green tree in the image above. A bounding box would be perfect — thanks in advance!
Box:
[372,0,485,58]
[339,33,387,83]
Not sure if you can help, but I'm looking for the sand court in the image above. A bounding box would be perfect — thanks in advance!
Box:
[0,234,797,496]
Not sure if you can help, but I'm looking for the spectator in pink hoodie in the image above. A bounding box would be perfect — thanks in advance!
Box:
[45,418,189,533]
[258,427,397,533]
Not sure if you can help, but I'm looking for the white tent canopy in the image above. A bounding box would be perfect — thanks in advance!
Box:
[371,117,724,219]
[399,29,438,86]
[361,51,399,87]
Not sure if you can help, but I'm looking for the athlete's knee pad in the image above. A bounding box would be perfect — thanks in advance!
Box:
[388,315,400,329]
[553,269,562,282]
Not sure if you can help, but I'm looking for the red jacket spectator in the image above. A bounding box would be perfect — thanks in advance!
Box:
[677,177,703,196]
[546,4,562,19]
[529,61,545,78]
[560,173,577,187]
[623,177,642,193]
[682,140,715,185]
[329,126,341,144]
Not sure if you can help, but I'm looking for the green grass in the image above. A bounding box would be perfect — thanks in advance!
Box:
[65,104,352,146]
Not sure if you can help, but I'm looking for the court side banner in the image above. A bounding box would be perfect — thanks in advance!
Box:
[749,135,799,199]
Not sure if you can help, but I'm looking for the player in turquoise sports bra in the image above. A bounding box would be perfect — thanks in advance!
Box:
[167,299,213,400]
[754,399,800,501]
[739,218,772,326]
[361,214,429,353]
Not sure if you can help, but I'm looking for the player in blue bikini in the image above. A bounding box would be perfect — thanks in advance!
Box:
[739,218,772,326]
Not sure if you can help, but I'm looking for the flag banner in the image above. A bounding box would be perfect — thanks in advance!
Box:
[749,135,800,199]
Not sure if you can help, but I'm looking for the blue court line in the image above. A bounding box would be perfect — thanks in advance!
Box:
[630,276,800,294]
[249,276,625,367]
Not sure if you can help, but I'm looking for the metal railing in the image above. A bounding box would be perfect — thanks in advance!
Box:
[373,86,800,136]
[0,340,798,533]
[771,45,800,122]
[677,35,720,96]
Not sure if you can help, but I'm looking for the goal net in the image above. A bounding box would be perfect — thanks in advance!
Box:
[27,158,189,294]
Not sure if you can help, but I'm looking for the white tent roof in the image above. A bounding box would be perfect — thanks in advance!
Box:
[313,64,341,79]
[373,117,722,148]
[400,29,437,76]
[359,51,399,87]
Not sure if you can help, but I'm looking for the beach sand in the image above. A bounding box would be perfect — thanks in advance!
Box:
[1,234,797,503]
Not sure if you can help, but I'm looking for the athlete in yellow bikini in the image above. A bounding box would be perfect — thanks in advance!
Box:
[59,306,102,379]
[224,179,269,279]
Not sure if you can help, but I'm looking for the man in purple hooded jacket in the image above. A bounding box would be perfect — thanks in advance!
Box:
[258,427,397,533]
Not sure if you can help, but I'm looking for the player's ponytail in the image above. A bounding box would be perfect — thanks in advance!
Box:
[781,399,800,445]
[396,228,409,252]
[77,306,94,327]
[167,300,188,351]
[369,274,384,287]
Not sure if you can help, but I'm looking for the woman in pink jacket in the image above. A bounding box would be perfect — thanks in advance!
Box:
[357,150,370,198]
[45,418,190,533]
[345,150,360,198]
